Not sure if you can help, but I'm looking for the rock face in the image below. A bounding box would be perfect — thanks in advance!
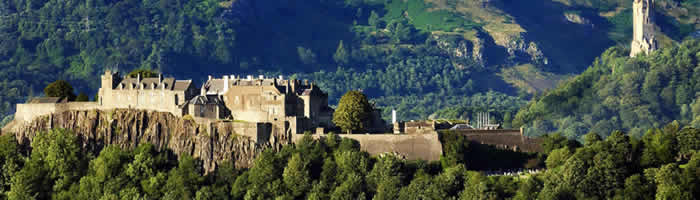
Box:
[432,34,485,69]
[563,12,592,26]
[630,0,658,57]
[8,109,291,173]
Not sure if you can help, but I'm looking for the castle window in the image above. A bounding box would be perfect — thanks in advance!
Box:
[175,94,179,105]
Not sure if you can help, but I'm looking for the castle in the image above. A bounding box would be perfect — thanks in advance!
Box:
[630,0,657,57]
[98,71,335,134]
[6,71,544,161]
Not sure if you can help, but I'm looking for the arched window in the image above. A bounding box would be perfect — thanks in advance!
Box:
[175,94,179,105]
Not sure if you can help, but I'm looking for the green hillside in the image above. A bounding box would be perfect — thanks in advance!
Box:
[2,0,700,126]
[514,40,700,139]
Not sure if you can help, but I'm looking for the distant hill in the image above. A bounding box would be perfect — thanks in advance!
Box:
[1,0,700,126]
[514,40,700,139]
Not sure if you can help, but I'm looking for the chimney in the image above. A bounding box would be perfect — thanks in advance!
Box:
[279,75,284,80]
[201,83,206,96]
[259,75,264,79]
[208,75,212,80]
[158,74,162,83]
[247,75,253,80]
[224,75,229,92]
[392,109,397,124]
[137,73,141,83]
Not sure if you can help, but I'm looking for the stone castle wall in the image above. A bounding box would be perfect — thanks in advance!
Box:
[15,102,101,122]
[100,89,187,117]
[292,132,443,161]
[223,85,287,122]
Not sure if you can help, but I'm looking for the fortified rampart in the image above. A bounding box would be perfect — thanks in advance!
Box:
[15,102,101,122]
[292,132,443,161]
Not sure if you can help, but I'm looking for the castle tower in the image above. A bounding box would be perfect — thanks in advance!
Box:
[630,0,657,57]
[99,70,115,106]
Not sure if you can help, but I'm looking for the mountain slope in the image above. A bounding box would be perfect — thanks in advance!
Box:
[514,40,700,139]
[2,0,700,125]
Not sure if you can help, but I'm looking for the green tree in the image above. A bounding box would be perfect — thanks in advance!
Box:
[677,127,700,160]
[127,69,158,78]
[367,155,403,199]
[10,129,84,199]
[75,92,89,102]
[333,40,350,65]
[0,135,22,197]
[333,90,372,134]
[283,153,311,198]
[163,155,204,199]
[545,147,571,169]
[647,164,693,200]
[44,80,76,101]
[368,11,381,28]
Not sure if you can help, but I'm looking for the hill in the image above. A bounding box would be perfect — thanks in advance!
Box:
[514,40,700,139]
[1,0,700,125]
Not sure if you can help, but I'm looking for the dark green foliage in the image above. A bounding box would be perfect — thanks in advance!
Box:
[515,40,700,139]
[75,93,89,102]
[333,90,372,133]
[44,80,76,101]
[439,131,544,170]
[0,124,698,198]
[127,69,158,79]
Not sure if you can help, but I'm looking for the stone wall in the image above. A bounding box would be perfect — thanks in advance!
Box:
[102,89,186,116]
[224,85,287,122]
[292,132,443,161]
[15,102,101,122]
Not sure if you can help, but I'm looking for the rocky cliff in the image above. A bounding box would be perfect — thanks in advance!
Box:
[5,109,292,173]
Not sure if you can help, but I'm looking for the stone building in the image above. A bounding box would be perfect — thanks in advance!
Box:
[213,75,334,134]
[98,70,198,116]
[630,0,657,57]
[98,71,335,134]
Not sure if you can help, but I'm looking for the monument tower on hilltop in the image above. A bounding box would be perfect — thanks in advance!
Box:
[630,0,658,57]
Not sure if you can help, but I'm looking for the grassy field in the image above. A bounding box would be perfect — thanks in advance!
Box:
[383,0,482,33]
[498,64,570,94]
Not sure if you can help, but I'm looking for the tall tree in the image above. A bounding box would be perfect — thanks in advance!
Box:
[333,90,372,134]
[333,40,350,65]
[44,80,76,101]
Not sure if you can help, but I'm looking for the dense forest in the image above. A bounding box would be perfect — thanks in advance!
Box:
[0,0,530,126]
[514,40,700,139]
[0,123,697,199]
[3,0,699,127]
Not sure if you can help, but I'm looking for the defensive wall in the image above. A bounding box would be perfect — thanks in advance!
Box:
[291,132,443,161]
[15,102,101,122]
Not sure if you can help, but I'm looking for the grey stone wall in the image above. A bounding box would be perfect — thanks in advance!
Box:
[292,132,443,161]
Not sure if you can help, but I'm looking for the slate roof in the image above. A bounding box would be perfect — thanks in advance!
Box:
[203,79,226,94]
[116,77,178,90]
[173,80,193,91]
[188,95,223,105]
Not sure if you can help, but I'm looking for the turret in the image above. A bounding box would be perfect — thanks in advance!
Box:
[101,70,115,89]
[630,0,657,57]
